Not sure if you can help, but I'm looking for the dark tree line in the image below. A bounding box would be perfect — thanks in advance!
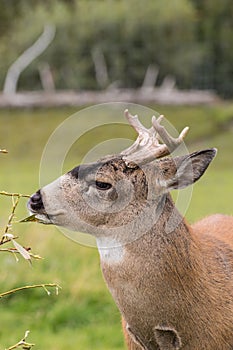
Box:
[0,0,232,98]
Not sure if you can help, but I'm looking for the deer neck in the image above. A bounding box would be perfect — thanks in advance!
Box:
[97,193,199,270]
[97,193,203,347]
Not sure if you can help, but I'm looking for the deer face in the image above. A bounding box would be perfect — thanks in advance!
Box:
[28,151,216,238]
[28,110,216,240]
[28,156,151,235]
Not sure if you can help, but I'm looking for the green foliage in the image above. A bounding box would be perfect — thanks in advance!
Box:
[0,0,232,96]
[66,0,196,88]
[191,0,233,97]
[0,0,223,95]
[0,104,232,348]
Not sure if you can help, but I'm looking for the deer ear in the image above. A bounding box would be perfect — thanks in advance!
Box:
[165,148,217,190]
[154,325,182,349]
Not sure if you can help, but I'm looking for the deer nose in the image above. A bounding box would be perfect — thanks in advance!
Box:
[28,190,44,212]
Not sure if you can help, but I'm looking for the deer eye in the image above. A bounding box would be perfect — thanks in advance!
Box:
[95,181,112,190]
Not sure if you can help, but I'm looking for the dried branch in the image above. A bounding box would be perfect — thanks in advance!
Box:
[141,64,159,91]
[0,191,30,198]
[6,330,34,350]
[0,247,42,261]
[0,191,40,262]
[0,234,18,245]
[91,46,109,88]
[4,196,20,235]
[3,24,56,95]
[0,232,41,262]
[38,62,55,92]
[1,150,60,350]
[0,283,61,299]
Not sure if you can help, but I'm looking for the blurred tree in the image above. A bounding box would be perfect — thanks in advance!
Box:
[0,1,71,90]
[0,0,23,37]
[63,0,198,89]
[0,0,197,91]
[0,0,232,97]
[191,0,233,97]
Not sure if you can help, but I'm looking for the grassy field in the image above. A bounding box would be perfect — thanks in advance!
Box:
[0,103,232,349]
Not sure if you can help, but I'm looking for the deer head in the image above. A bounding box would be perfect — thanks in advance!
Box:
[28,110,216,245]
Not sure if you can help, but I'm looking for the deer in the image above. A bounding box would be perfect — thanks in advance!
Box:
[28,110,233,349]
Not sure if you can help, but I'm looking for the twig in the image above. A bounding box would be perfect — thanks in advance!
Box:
[0,191,30,198]
[0,191,39,262]
[4,196,20,234]
[0,235,18,245]
[0,248,42,260]
[5,330,34,350]
[0,232,42,262]
[0,283,61,299]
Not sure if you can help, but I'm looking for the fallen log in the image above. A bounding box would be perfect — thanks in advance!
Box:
[0,88,218,108]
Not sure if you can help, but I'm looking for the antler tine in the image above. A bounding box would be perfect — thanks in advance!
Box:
[121,110,189,166]
[152,115,163,141]
[124,109,148,135]
[121,110,150,156]
[152,116,189,152]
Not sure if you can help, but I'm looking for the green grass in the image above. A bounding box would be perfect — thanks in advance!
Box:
[0,104,232,349]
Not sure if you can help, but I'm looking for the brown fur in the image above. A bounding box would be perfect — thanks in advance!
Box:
[29,148,233,349]
[101,196,233,349]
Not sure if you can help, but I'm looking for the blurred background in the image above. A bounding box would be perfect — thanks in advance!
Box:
[0,0,232,98]
[0,0,232,349]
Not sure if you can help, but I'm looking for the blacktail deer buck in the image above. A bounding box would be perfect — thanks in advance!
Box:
[28,110,233,349]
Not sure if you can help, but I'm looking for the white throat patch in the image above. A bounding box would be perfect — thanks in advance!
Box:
[96,237,125,264]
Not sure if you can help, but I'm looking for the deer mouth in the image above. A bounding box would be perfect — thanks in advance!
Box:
[27,202,52,225]
[27,190,64,225]
[27,207,66,225]
[31,212,53,225]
